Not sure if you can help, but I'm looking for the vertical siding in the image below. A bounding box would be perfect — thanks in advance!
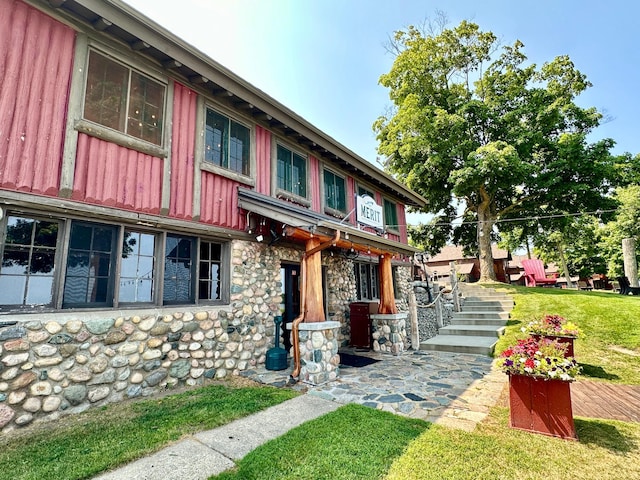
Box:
[309,155,321,212]
[72,134,163,213]
[169,83,197,219]
[255,125,271,195]
[199,173,243,229]
[397,205,408,243]
[346,176,356,225]
[0,0,75,195]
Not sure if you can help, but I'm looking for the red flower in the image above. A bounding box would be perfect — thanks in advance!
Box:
[525,358,535,369]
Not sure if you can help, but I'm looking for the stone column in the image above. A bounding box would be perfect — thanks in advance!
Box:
[370,312,409,355]
[294,321,340,385]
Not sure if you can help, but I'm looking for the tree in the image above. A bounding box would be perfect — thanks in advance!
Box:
[599,185,640,277]
[374,20,619,281]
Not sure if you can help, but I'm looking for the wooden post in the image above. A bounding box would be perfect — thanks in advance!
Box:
[304,237,325,322]
[435,296,443,329]
[378,253,398,314]
[622,238,639,287]
[408,289,419,348]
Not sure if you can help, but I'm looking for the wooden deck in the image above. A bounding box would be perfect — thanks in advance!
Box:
[571,380,640,423]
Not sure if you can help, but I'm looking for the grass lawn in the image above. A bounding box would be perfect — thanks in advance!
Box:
[0,382,297,480]
[2,286,639,480]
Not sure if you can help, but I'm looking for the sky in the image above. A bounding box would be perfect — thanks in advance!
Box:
[123,0,640,223]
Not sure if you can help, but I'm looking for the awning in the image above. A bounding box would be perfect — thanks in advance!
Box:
[237,187,420,256]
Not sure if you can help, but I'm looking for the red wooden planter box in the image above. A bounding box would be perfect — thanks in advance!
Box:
[508,374,577,440]
[531,334,575,358]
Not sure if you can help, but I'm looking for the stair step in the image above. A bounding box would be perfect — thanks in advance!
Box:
[419,335,498,355]
[454,311,510,320]
[439,324,506,337]
[460,304,512,312]
[451,318,508,326]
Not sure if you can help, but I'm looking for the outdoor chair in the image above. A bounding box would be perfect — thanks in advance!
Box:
[521,259,557,287]
[616,276,640,295]
[577,280,593,291]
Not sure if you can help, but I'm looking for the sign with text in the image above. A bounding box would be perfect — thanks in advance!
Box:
[356,195,383,229]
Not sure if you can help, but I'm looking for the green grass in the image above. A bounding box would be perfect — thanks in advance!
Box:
[0,383,297,480]
[492,285,640,384]
[212,404,429,480]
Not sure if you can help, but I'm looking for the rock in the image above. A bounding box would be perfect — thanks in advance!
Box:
[104,331,127,345]
[144,369,167,387]
[30,381,53,396]
[23,397,42,413]
[64,385,87,406]
[85,319,115,335]
[4,339,30,351]
[11,372,37,390]
[169,360,190,379]
[48,333,73,344]
[68,367,92,383]
[88,386,110,403]
[42,396,61,412]
[0,326,26,341]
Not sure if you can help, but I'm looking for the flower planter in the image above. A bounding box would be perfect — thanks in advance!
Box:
[508,374,577,440]
[531,334,575,358]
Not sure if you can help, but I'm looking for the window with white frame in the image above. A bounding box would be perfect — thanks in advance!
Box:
[205,108,250,176]
[276,144,307,198]
[83,50,166,146]
[323,169,346,213]
[0,214,228,312]
[354,262,379,300]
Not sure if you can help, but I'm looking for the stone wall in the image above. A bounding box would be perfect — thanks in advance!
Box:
[413,281,456,343]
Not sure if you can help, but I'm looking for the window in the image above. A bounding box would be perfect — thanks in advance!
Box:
[84,50,165,146]
[358,185,375,198]
[199,241,222,301]
[119,231,156,303]
[0,216,59,307]
[205,108,250,176]
[163,235,195,304]
[276,145,306,198]
[63,222,117,307]
[324,170,346,213]
[354,263,379,300]
[384,199,398,231]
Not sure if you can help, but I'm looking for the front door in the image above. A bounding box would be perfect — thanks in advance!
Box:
[280,264,300,352]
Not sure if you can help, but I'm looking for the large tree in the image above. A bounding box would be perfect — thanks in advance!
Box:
[374,20,618,281]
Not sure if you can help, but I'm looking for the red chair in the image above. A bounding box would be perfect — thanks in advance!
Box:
[521,259,557,287]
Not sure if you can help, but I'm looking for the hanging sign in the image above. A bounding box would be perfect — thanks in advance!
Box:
[356,195,383,229]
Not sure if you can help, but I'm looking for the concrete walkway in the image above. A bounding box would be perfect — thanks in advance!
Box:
[93,394,340,480]
[93,349,507,479]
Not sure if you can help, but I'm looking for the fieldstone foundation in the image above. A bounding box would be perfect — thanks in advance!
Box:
[292,321,340,385]
[371,313,409,355]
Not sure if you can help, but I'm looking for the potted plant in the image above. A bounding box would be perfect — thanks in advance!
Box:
[521,314,582,357]
[500,337,581,440]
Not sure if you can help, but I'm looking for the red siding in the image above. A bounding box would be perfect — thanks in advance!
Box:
[347,176,356,225]
[169,83,197,219]
[72,134,163,213]
[0,0,74,195]
[200,173,243,229]
[309,155,321,212]
[397,204,408,243]
[255,125,271,195]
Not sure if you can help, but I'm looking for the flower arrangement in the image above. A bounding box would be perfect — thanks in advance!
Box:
[500,337,581,380]
[522,314,582,337]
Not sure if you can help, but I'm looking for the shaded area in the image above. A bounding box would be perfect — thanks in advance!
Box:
[338,352,380,368]
[579,363,620,381]
[575,418,638,453]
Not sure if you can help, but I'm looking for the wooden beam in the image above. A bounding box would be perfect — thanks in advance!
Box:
[163,59,182,70]
[93,17,112,31]
[131,40,150,51]
[304,237,325,322]
[378,254,398,314]
[190,75,209,85]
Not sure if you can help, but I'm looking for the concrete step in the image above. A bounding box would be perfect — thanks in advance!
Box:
[450,317,508,326]
[461,303,512,312]
[454,311,510,320]
[464,298,514,308]
[438,324,506,337]
[419,335,498,355]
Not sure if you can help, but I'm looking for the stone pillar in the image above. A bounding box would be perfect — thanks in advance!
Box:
[370,312,409,355]
[294,321,340,385]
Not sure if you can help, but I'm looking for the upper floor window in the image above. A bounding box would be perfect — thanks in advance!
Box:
[84,50,165,146]
[0,216,59,307]
[384,199,398,231]
[358,185,375,198]
[324,169,346,213]
[205,108,250,176]
[277,145,307,198]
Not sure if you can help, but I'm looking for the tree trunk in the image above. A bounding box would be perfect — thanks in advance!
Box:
[477,204,497,282]
[622,238,639,287]
[557,243,573,289]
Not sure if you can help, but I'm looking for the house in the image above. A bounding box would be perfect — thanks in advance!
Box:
[419,245,511,283]
[0,0,426,430]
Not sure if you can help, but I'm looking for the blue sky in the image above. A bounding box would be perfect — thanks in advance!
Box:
[125,0,639,219]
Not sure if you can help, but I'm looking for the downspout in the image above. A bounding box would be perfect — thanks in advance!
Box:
[290,230,341,383]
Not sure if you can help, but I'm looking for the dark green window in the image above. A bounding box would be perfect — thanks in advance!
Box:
[0,216,59,307]
[163,235,195,304]
[358,186,375,198]
[63,222,117,307]
[277,145,306,198]
[324,170,346,213]
[205,108,250,175]
[384,199,398,230]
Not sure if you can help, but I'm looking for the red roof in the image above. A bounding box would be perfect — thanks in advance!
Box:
[426,244,510,263]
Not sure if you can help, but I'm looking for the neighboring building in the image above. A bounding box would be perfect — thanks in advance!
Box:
[420,245,511,283]
[0,0,426,430]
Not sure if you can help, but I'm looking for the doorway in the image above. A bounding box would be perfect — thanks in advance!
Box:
[280,263,300,352]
